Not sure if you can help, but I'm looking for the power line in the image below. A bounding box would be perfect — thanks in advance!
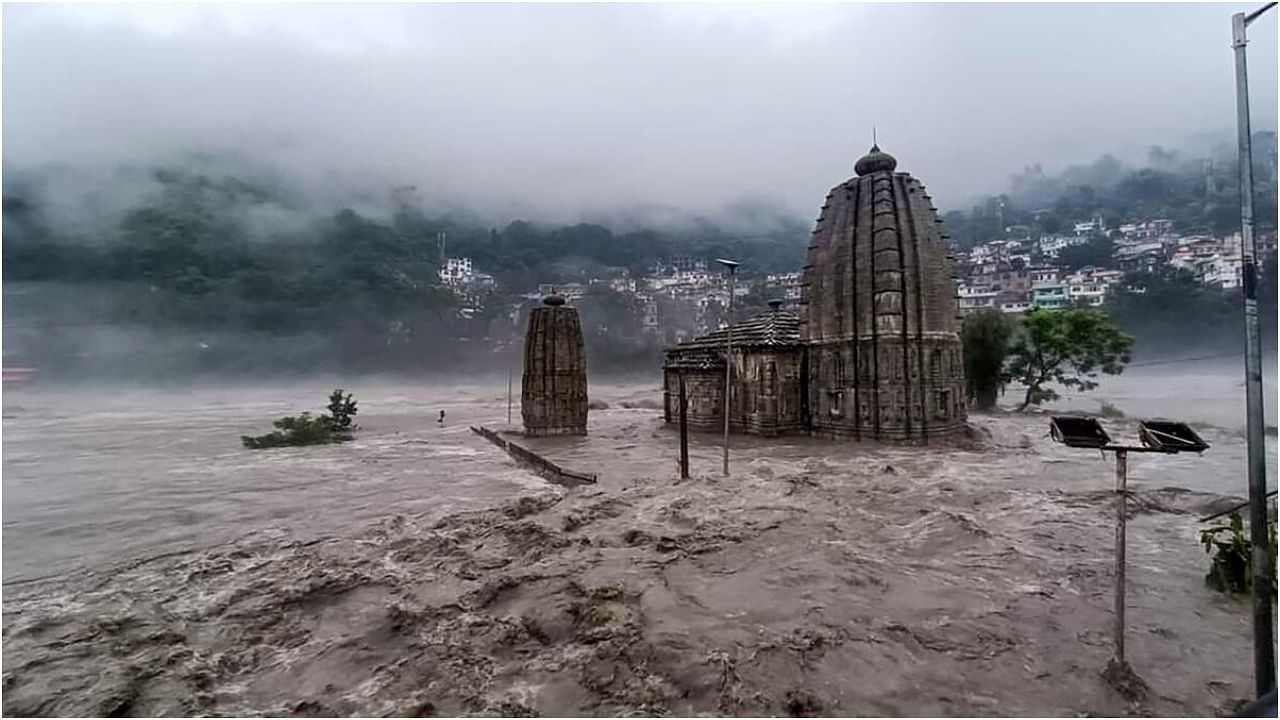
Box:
[1126,351,1245,367]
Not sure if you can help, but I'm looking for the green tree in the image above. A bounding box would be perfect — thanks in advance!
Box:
[961,309,1014,411]
[1004,308,1133,411]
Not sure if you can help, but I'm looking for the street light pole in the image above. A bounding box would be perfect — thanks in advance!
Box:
[716,259,740,477]
[1232,2,1276,697]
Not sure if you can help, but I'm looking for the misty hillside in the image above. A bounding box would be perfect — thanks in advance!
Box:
[943,133,1279,249]
[1,154,811,379]
[4,130,1277,379]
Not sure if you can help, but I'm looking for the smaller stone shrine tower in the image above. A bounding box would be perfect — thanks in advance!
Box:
[521,295,589,435]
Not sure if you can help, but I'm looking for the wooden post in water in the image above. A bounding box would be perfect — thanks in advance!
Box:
[678,371,689,479]
[507,367,513,425]
[1113,449,1128,665]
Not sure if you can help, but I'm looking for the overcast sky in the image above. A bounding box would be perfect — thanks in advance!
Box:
[4,2,1277,222]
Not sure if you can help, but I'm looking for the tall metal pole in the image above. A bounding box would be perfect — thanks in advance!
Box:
[1112,450,1128,667]
[1233,5,1276,697]
[722,266,737,476]
[678,371,689,479]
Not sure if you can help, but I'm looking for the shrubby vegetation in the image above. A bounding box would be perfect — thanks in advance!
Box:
[242,389,359,449]
[1200,512,1277,595]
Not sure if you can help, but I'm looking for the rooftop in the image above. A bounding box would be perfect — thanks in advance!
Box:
[668,302,801,355]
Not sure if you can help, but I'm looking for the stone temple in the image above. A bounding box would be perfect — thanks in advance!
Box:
[662,145,966,442]
[522,296,589,436]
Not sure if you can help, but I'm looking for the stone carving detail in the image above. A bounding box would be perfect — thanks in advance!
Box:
[522,296,588,436]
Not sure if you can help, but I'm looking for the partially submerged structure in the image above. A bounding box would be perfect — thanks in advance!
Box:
[522,296,589,435]
[663,300,803,436]
[663,145,966,442]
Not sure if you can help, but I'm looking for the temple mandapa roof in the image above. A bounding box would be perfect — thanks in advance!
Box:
[667,302,801,357]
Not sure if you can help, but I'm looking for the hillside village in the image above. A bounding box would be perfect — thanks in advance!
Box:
[951,220,1277,315]
[5,135,1278,376]
[434,216,1278,345]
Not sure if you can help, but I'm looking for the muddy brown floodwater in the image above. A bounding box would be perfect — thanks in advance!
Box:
[1,370,1274,717]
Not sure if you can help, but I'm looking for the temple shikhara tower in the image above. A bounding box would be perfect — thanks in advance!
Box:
[662,144,966,442]
[800,144,966,440]
[522,295,589,436]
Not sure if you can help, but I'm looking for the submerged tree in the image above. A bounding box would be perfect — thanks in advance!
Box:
[242,389,359,449]
[327,388,359,430]
[1004,308,1132,411]
[961,309,1014,411]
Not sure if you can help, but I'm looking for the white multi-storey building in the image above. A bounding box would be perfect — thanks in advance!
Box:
[1028,266,1060,287]
[766,271,804,301]
[1037,235,1087,259]
[1199,255,1243,289]
[957,283,999,313]
[1073,217,1104,236]
[1065,281,1106,306]
[439,257,474,284]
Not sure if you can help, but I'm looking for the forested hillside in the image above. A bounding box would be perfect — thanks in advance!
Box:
[942,133,1278,248]
[2,157,809,378]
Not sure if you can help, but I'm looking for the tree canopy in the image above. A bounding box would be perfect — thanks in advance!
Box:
[961,309,1014,411]
[1004,308,1134,411]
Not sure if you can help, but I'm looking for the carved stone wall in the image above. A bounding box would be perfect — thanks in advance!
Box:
[805,336,965,440]
[662,366,723,433]
[660,146,967,444]
[662,347,805,437]
[522,298,588,436]
[798,146,967,442]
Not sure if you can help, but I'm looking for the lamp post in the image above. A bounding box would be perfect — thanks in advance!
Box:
[716,258,740,476]
[1049,417,1210,685]
[1232,1,1277,697]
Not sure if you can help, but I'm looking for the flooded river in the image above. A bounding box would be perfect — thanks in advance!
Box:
[1,363,1275,716]
[2,381,547,585]
[4,363,1272,585]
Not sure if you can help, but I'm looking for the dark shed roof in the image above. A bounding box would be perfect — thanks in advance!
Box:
[665,305,801,369]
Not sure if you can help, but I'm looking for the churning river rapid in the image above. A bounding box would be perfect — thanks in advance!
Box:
[1,362,1275,716]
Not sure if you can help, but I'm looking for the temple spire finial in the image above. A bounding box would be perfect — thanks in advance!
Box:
[872,124,877,149]
[854,137,897,176]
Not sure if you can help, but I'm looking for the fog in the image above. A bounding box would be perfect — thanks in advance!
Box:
[4,3,1276,222]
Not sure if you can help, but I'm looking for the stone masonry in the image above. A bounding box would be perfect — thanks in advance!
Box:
[663,145,967,443]
[522,296,589,436]
[800,144,966,441]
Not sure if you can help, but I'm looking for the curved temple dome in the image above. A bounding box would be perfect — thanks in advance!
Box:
[799,145,966,440]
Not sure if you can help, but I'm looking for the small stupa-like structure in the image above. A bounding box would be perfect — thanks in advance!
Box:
[521,295,589,436]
